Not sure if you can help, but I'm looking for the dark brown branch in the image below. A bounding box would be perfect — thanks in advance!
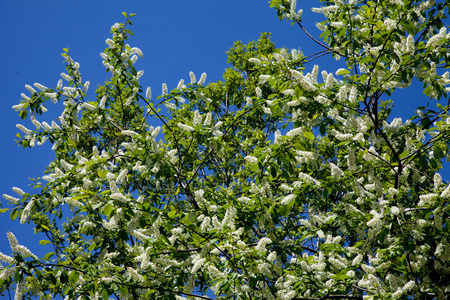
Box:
[296,22,349,59]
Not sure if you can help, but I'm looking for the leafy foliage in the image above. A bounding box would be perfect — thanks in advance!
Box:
[2,2,450,300]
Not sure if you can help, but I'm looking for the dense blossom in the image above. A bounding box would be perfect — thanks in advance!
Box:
[2,3,450,300]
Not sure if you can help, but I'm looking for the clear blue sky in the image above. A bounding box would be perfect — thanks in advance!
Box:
[0,0,443,282]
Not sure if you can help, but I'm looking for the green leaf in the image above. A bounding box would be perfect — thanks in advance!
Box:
[336,69,350,75]
[270,165,277,178]
[122,12,127,18]
[168,210,177,219]
[68,270,80,284]
[437,102,448,113]
[304,131,314,140]
[44,252,55,260]
[10,209,18,221]
[319,124,326,136]
[88,242,97,251]
[19,110,27,119]
[399,151,409,159]
[104,203,114,216]
[39,240,51,245]
[168,294,177,300]
[434,144,445,160]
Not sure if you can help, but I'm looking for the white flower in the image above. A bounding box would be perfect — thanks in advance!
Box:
[255,87,262,98]
[130,54,138,64]
[136,70,144,79]
[151,126,161,137]
[176,79,185,90]
[12,103,25,110]
[255,237,272,252]
[349,86,358,103]
[131,47,143,58]
[281,194,296,205]
[384,18,397,31]
[361,264,376,274]
[282,89,295,96]
[116,169,128,184]
[440,185,450,198]
[330,162,344,179]
[7,232,18,251]
[121,130,138,137]
[191,257,206,274]
[0,252,15,265]
[178,123,194,132]
[16,124,32,135]
[203,112,212,126]
[12,187,25,196]
[390,206,400,215]
[330,21,345,28]
[189,71,197,84]
[61,73,72,82]
[244,156,258,164]
[105,38,115,48]
[21,93,30,101]
[259,75,271,84]
[34,83,47,91]
[146,87,152,99]
[238,196,251,204]
[198,72,207,85]
[418,193,437,206]
[60,159,74,171]
[82,103,96,111]
[193,110,202,126]
[3,194,19,204]
[366,211,382,228]
[125,267,144,282]
[352,254,363,265]
[25,84,37,94]
[200,217,211,232]
[20,199,35,224]
[249,58,261,65]
[353,133,364,142]
[162,83,168,96]
[262,107,272,114]
[286,127,302,137]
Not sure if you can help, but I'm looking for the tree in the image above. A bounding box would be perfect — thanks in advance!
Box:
[1,0,450,298]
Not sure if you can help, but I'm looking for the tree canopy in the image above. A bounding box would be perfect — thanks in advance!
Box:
[1,1,450,299]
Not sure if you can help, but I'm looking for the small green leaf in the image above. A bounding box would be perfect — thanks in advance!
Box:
[44,252,55,260]
[68,270,79,284]
[88,242,97,251]
[41,224,50,231]
[304,132,314,140]
[399,151,409,159]
[122,12,127,18]
[270,165,277,178]
[168,210,177,219]
[39,240,51,245]
[319,124,326,136]
[102,289,109,300]
[336,69,350,75]
[104,203,114,216]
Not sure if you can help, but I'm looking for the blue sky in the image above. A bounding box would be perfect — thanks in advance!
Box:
[0,0,445,293]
